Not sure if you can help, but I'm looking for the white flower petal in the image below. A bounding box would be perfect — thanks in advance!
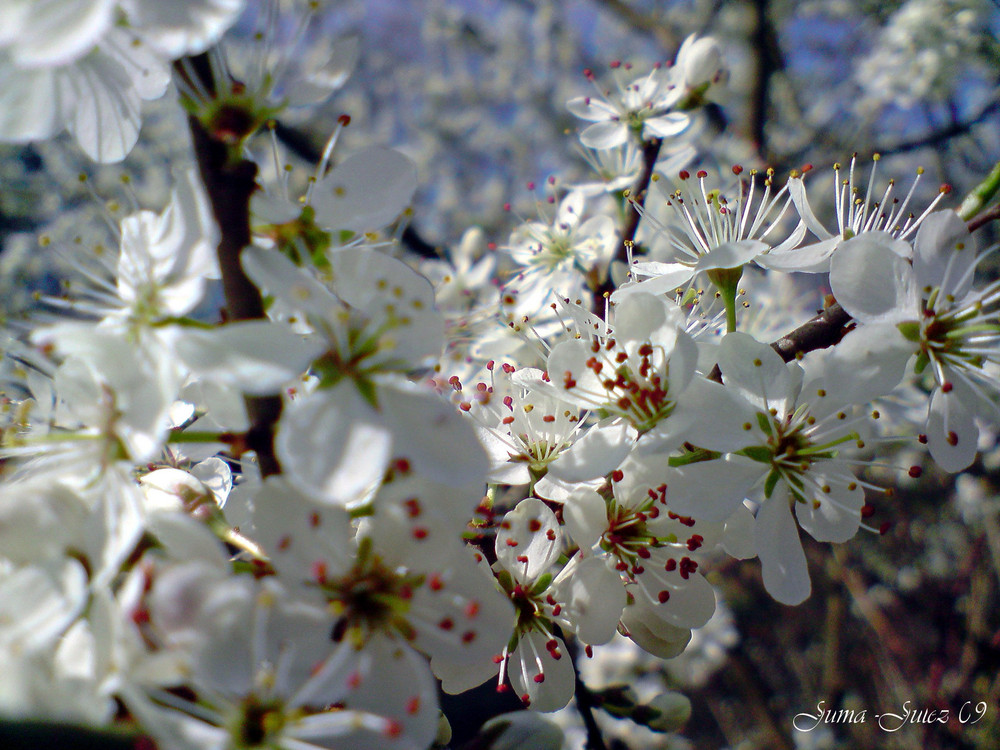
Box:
[381,382,489,488]
[556,556,625,645]
[913,209,975,299]
[278,385,392,506]
[695,240,768,271]
[176,321,323,395]
[562,487,608,550]
[756,490,810,605]
[566,96,619,122]
[829,233,917,324]
[496,498,561,581]
[644,112,690,138]
[926,388,978,472]
[311,147,418,232]
[547,419,635,482]
[795,478,863,543]
[579,120,628,150]
[123,0,246,57]
[716,331,792,411]
[509,631,576,712]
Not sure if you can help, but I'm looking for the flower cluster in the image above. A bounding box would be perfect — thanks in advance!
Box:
[0,7,998,750]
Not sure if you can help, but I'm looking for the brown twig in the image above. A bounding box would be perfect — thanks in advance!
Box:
[967,203,1000,233]
[592,137,662,317]
[708,301,853,382]
[181,57,283,478]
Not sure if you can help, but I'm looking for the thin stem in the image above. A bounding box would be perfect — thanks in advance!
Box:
[592,137,663,318]
[574,673,608,750]
[724,291,738,333]
[960,159,1000,222]
[709,300,853,382]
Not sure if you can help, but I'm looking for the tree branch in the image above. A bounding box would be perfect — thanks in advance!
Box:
[871,97,1000,159]
[708,301,853,382]
[182,57,283,478]
[592,137,662,317]
[588,0,678,51]
[747,0,785,162]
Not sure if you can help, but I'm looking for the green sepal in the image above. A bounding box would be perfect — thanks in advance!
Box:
[495,569,515,593]
[530,572,553,595]
[355,377,379,410]
[897,320,921,343]
[667,448,721,467]
[763,468,781,499]
[740,445,773,464]
[756,411,774,436]
[594,684,639,718]
[914,349,930,375]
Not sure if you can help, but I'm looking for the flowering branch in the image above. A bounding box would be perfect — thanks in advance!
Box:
[708,300,853,382]
[592,137,663,316]
[182,57,283,477]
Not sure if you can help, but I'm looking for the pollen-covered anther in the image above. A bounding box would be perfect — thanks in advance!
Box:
[309,559,330,585]
[678,556,697,579]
